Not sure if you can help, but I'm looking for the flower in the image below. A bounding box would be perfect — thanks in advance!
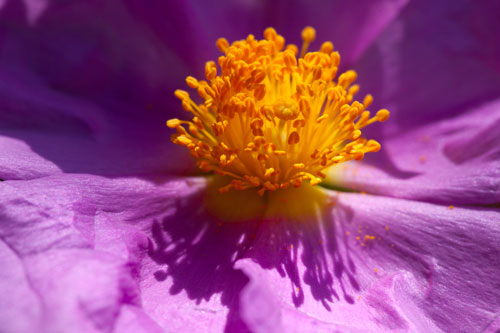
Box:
[1,1,500,333]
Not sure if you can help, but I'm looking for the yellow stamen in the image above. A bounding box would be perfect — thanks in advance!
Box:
[168,27,389,195]
[300,26,316,58]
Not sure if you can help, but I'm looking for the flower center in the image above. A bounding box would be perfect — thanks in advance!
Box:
[168,27,389,196]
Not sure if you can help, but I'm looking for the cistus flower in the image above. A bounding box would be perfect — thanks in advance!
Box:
[1,1,500,333]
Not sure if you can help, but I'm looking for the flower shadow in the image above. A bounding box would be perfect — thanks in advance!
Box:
[148,187,258,332]
[148,181,360,331]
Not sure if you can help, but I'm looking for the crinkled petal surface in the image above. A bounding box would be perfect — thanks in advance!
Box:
[236,192,500,332]
[2,176,499,332]
[327,98,500,205]
[0,175,219,332]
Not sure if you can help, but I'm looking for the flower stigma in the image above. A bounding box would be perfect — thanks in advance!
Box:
[168,27,389,197]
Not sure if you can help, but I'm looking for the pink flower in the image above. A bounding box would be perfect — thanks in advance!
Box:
[1,1,499,332]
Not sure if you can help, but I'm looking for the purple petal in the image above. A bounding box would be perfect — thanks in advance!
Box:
[236,192,500,332]
[356,0,500,131]
[0,175,258,332]
[0,1,200,179]
[2,174,499,332]
[334,193,500,332]
[0,0,187,115]
[327,98,500,205]
[0,175,202,332]
[0,126,195,180]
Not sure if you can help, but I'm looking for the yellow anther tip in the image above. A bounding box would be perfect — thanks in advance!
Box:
[264,27,278,40]
[363,94,373,107]
[368,140,381,152]
[185,76,199,88]
[216,38,229,53]
[376,109,390,122]
[166,118,181,128]
[351,130,362,140]
[174,89,189,100]
[320,41,334,53]
[301,26,316,43]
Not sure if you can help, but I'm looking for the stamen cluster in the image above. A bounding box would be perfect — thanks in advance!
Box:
[168,27,389,195]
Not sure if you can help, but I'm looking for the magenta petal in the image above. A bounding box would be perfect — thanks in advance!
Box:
[0,127,195,180]
[356,0,500,130]
[234,191,500,332]
[0,175,202,332]
[0,175,257,332]
[145,183,255,332]
[0,241,41,333]
[236,259,373,333]
[329,99,500,205]
[334,193,500,332]
[278,0,409,66]
[0,0,187,116]
[0,64,195,179]
[2,174,498,332]
[0,2,199,180]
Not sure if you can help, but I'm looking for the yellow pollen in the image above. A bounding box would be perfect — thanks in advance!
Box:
[168,27,389,195]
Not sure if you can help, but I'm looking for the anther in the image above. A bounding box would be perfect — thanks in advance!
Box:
[216,38,229,53]
[288,132,300,145]
[174,89,189,101]
[264,27,278,41]
[301,26,316,43]
[320,41,334,54]
[166,119,181,128]
[186,76,199,89]
[376,109,390,122]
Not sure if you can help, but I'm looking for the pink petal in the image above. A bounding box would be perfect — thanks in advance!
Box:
[236,191,500,332]
[0,175,204,332]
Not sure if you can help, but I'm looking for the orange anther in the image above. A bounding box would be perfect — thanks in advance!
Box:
[174,89,189,100]
[288,131,300,144]
[216,38,229,53]
[166,119,181,128]
[301,26,316,43]
[320,41,334,53]
[376,109,390,122]
[264,27,278,41]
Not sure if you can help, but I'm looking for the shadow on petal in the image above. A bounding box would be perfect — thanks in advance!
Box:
[148,186,258,332]
[147,179,361,330]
